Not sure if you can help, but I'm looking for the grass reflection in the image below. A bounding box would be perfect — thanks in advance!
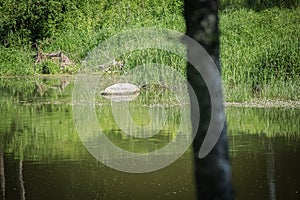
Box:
[226,107,300,137]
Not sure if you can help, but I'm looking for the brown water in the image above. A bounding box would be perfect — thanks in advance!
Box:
[0,77,299,200]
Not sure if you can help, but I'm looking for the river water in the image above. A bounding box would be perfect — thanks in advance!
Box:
[0,77,299,200]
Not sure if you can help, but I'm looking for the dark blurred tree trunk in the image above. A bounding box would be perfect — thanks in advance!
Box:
[184,0,235,199]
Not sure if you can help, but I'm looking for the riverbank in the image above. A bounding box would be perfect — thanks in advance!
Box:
[0,75,299,108]
[0,1,299,102]
[225,100,300,108]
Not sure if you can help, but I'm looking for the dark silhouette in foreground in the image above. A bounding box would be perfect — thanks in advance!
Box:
[184,0,235,199]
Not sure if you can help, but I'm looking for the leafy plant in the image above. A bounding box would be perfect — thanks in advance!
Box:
[0,0,91,46]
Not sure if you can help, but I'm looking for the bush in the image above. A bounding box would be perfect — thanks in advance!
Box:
[0,46,34,75]
[0,0,90,46]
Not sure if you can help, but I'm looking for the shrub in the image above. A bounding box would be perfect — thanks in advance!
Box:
[0,0,90,46]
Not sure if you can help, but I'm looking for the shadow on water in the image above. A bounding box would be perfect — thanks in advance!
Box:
[0,77,299,199]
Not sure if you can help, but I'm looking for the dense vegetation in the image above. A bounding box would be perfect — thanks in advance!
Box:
[0,0,299,101]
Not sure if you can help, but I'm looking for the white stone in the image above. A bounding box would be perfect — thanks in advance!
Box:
[101,83,140,102]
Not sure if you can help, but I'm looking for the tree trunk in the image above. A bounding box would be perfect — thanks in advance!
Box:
[183,0,235,199]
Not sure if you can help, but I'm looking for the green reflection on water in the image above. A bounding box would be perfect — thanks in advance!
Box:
[0,77,74,104]
[97,105,190,153]
[0,77,299,162]
[0,103,85,161]
[226,107,300,137]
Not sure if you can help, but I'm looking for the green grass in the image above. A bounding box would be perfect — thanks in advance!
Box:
[0,0,299,102]
[220,8,300,101]
[220,0,299,10]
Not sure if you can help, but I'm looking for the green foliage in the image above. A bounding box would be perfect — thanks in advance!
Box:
[35,60,61,74]
[0,0,299,101]
[34,60,79,74]
[0,46,34,75]
[0,0,91,46]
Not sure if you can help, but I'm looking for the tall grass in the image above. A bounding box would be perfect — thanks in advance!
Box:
[220,0,299,10]
[220,8,300,101]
